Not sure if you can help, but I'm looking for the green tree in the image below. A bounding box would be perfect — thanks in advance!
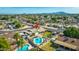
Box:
[63,27,79,39]
[0,36,11,51]
[43,31,52,38]
[51,17,57,23]
[15,23,21,28]
[12,19,22,28]
[13,32,20,41]
[16,38,25,48]
[0,15,8,20]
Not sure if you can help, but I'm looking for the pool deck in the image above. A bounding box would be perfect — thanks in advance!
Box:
[39,39,50,48]
[14,40,33,51]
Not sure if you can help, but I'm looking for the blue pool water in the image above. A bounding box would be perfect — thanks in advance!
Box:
[18,44,29,51]
[33,37,44,45]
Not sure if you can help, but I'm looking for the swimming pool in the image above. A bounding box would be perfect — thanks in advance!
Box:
[17,44,29,51]
[33,37,44,45]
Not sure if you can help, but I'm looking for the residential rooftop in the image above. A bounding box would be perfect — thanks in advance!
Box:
[54,35,79,50]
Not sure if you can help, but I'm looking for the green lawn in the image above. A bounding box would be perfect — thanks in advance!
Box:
[40,40,56,51]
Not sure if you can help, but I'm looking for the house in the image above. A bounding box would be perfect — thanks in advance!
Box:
[52,35,79,51]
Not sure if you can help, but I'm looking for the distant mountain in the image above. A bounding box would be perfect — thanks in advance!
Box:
[52,12,69,15]
[0,11,72,15]
[40,12,70,15]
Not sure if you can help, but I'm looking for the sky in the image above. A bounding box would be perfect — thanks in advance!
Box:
[0,7,79,14]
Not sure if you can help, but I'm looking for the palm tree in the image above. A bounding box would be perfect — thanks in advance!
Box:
[13,32,20,41]
[0,36,11,51]
[16,38,25,50]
